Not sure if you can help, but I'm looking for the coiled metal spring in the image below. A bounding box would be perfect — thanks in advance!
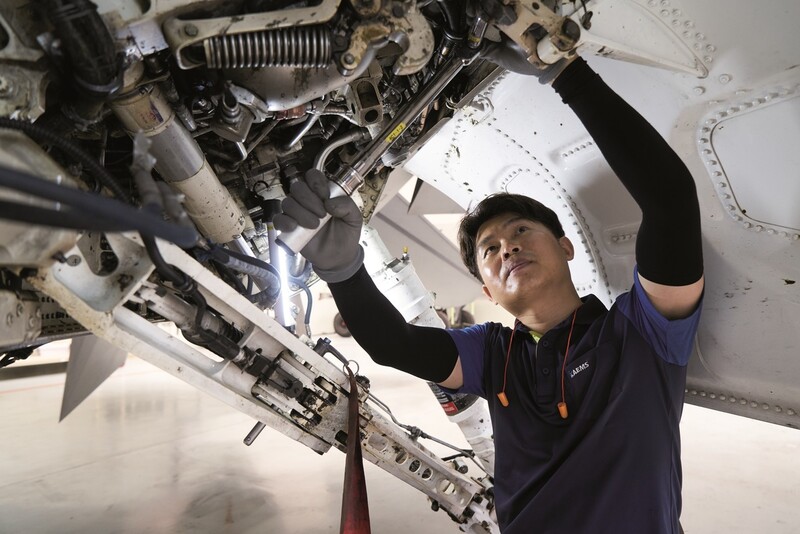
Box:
[203,26,332,69]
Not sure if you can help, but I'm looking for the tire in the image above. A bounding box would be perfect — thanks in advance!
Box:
[333,313,351,337]
[458,310,475,328]
[436,309,450,328]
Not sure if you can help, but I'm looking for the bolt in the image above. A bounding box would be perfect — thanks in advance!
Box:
[6,313,13,326]
[391,2,405,17]
[718,73,732,84]
[52,252,68,263]
[66,255,82,266]
[28,317,37,329]
[342,53,356,66]
[184,24,199,37]
[16,303,24,316]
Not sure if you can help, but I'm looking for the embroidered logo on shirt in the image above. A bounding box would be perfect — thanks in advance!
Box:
[569,361,590,379]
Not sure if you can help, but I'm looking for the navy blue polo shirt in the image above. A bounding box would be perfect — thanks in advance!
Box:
[446,270,702,533]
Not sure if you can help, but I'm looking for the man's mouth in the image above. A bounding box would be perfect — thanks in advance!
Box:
[505,260,531,279]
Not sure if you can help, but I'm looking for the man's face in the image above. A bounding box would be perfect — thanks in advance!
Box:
[475,213,575,314]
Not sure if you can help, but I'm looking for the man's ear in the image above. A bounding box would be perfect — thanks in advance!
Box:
[559,236,575,261]
[482,285,494,303]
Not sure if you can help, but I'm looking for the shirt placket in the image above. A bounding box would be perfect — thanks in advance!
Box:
[534,332,558,403]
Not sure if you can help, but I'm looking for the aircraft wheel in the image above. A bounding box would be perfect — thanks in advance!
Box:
[333,313,351,337]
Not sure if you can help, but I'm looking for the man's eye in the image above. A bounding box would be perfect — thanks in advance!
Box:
[517,226,528,234]
[483,246,497,258]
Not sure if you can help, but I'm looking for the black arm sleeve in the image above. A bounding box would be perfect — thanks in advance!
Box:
[552,57,703,286]
[328,264,459,383]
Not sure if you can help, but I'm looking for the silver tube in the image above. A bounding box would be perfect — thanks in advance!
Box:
[229,236,254,258]
[289,254,307,278]
[110,64,247,243]
[313,128,370,171]
[267,225,293,327]
[286,113,322,148]
[139,286,233,342]
[286,97,329,149]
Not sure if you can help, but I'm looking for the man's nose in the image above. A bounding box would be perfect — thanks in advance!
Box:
[502,243,521,259]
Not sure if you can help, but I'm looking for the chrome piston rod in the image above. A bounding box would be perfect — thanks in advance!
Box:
[276,53,473,254]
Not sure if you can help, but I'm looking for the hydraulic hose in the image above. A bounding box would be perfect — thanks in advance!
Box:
[0,164,198,247]
[0,118,129,201]
[209,246,281,307]
[0,200,129,233]
[41,0,122,96]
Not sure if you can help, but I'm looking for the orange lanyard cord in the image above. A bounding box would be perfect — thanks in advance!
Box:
[497,321,519,407]
[557,309,579,419]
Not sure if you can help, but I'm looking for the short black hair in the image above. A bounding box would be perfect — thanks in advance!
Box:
[458,193,565,282]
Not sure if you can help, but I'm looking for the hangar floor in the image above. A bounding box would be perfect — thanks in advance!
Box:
[0,335,797,533]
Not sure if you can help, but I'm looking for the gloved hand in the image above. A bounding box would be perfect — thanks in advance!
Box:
[482,36,575,85]
[273,169,364,283]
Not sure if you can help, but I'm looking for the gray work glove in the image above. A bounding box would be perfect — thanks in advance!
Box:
[482,36,575,85]
[273,169,364,283]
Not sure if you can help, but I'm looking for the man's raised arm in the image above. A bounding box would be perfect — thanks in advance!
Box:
[552,58,704,319]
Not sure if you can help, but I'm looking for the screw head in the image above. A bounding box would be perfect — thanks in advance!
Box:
[184,24,199,37]
[66,255,82,266]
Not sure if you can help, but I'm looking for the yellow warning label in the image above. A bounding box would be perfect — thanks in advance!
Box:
[385,122,406,144]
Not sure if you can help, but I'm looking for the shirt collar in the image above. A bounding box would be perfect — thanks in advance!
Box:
[514,294,607,334]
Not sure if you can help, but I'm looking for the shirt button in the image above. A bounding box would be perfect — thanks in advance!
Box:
[542,368,551,375]
[542,340,550,347]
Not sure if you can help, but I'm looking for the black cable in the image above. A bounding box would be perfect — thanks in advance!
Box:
[0,118,128,201]
[219,246,281,279]
[292,279,313,329]
[0,200,130,232]
[209,245,281,308]
[217,262,248,295]
[246,275,254,296]
[0,164,198,247]
[142,235,191,290]
[288,262,314,328]
[1,347,36,369]
[142,235,241,359]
